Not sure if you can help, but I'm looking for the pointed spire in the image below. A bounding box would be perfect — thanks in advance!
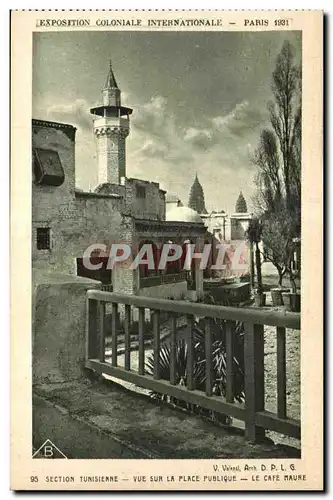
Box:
[235,191,248,213]
[188,174,207,214]
[104,60,118,89]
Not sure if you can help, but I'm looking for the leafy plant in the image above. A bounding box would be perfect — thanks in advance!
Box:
[145,306,245,425]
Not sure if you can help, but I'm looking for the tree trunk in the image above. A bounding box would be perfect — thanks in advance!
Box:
[278,271,283,287]
[250,243,255,288]
[289,273,297,294]
[277,267,286,287]
[255,242,262,293]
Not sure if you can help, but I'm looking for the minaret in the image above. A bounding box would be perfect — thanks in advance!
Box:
[90,61,133,186]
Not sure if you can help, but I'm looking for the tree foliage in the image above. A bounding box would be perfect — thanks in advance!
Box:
[252,41,301,286]
[254,40,301,222]
[261,208,298,287]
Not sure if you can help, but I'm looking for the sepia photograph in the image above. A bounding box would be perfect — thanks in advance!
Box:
[32,29,302,460]
[10,9,323,491]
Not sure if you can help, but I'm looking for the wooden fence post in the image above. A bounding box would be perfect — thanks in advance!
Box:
[244,322,266,442]
[86,298,100,360]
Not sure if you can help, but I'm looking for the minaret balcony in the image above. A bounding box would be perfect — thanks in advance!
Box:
[93,116,130,137]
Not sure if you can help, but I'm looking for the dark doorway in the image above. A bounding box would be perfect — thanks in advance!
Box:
[76,257,112,285]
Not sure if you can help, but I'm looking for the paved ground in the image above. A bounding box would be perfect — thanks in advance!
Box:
[33,380,300,460]
[264,325,300,449]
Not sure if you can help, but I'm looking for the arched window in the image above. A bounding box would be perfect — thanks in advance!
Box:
[76,250,111,285]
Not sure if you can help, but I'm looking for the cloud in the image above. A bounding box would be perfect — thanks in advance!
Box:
[41,93,265,213]
[212,100,264,137]
[183,127,214,150]
[131,95,192,163]
[133,96,169,139]
[180,100,266,154]
[47,98,92,131]
[126,96,267,212]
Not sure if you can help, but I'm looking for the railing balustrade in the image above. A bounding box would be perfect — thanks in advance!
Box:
[140,271,187,288]
[85,290,301,443]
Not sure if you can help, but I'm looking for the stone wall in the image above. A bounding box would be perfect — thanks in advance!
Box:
[32,120,203,299]
[32,122,125,276]
[125,178,165,221]
[32,123,79,274]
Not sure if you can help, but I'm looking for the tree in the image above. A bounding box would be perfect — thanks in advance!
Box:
[269,40,301,215]
[261,209,296,287]
[254,41,301,219]
[252,41,301,289]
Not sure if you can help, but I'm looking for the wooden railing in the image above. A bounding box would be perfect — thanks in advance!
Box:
[140,272,187,288]
[85,290,301,443]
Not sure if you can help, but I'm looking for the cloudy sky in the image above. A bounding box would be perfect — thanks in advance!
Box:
[32,30,301,213]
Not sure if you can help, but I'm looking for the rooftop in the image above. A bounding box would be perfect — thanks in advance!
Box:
[166,206,203,224]
[32,118,77,141]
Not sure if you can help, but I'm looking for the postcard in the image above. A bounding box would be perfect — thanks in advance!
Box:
[10,9,323,491]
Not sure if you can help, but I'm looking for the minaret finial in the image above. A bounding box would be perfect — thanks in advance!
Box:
[104,59,118,89]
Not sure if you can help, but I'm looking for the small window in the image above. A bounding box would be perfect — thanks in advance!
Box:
[37,228,51,250]
[136,185,146,198]
[33,148,65,186]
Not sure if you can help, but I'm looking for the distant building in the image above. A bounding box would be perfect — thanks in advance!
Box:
[235,190,248,213]
[184,178,253,278]
[188,174,207,214]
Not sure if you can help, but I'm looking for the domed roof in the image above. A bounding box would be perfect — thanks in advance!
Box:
[94,183,116,194]
[166,206,203,223]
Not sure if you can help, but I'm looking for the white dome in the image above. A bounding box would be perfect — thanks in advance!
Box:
[166,206,203,223]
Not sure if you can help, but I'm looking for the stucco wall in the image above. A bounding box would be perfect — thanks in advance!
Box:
[230,216,251,241]
[138,280,188,300]
[32,271,101,384]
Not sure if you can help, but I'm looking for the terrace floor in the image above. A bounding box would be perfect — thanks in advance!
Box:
[33,379,300,460]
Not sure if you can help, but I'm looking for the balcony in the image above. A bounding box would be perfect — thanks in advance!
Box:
[93,116,130,132]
